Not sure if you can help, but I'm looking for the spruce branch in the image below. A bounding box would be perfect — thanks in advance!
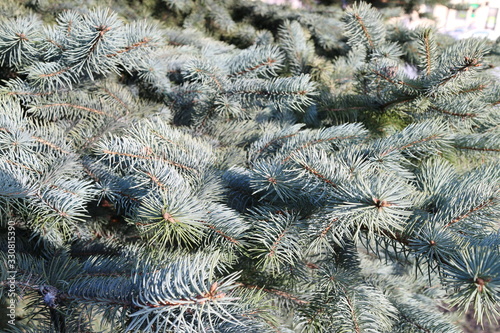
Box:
[416,28,438,76]
[0,14,41,68]
[278,20,314,76]
[442,247,500,325]
[342,2,386,51]
[0,2,499,332]
[227,45,284,79]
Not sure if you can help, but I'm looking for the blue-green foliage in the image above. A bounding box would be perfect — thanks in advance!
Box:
[0,1,498,332]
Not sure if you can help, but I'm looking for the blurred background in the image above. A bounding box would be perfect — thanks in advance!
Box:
[261,0,500,41]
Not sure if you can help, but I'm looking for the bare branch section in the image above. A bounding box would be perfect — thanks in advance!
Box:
[106,37,153,57]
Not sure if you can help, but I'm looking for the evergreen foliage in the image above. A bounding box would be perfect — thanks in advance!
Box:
[0,1,499,332]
